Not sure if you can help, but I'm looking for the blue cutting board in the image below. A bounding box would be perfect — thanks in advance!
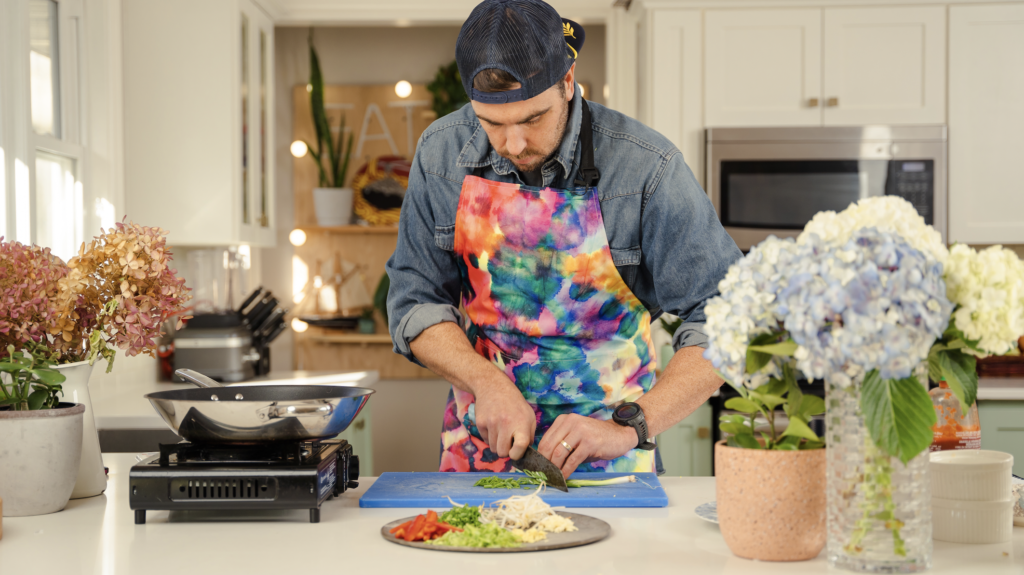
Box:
[358,472,668,508]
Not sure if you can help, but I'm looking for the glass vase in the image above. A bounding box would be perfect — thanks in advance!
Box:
[826,375,932,573]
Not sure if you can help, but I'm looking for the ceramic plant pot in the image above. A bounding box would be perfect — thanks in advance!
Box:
[56,361,107,499]
[0,403,85,516]
[715,440,827,561]
[313,187,354,226]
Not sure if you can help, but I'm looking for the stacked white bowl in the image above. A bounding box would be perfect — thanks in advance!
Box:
[930,450,1015,544]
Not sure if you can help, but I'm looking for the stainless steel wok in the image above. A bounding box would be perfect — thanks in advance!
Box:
[145,369,374,443]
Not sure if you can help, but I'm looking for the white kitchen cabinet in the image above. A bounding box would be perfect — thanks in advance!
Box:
[647,9,704,182]
[705,9,822,127]
[703,6,945,128]
[948,4,1024,245]
[823,6,946,126]
[123,0,276,247]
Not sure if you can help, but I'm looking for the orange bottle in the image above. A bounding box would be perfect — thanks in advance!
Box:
[929,381,981,451]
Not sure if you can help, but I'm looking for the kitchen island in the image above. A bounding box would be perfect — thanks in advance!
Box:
[1,454,1020,575]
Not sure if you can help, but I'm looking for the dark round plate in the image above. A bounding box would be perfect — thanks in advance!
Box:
[380,512,611,553]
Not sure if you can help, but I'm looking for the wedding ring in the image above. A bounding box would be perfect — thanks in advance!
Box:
[561,440,574,453]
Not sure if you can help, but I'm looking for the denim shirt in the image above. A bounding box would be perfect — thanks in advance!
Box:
[386,85,742,365]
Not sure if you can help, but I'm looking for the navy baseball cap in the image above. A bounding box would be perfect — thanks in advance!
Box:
[456,0,585,104]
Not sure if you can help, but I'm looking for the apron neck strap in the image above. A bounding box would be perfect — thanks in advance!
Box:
[573,99,600,189]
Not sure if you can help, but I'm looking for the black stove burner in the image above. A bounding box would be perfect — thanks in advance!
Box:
[130,439,358,524]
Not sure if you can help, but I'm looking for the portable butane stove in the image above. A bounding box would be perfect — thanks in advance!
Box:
[129,439,358,524]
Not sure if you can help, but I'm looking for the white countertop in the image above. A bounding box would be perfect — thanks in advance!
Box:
[978,377,1024,401]
[91,370,379,430]
[1,454,1021,575]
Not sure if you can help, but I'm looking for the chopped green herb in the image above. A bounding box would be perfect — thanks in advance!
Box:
[475,471,638,489]
[438,505,482,528]
[426,523,521,548]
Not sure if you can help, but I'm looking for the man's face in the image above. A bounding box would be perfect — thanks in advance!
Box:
[471,68,574,173]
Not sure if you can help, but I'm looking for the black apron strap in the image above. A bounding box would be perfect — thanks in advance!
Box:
[573,99,600,189]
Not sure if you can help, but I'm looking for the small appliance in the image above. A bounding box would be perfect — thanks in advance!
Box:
[705,125,947,251]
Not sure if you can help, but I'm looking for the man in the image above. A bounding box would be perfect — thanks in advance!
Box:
[386,0,741,478]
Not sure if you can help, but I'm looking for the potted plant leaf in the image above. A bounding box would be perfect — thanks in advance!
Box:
[305,30,355,227]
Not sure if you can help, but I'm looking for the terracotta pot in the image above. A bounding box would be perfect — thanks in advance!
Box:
[715,440,826,561]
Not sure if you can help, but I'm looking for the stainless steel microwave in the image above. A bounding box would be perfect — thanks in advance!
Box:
[705,126,947,251]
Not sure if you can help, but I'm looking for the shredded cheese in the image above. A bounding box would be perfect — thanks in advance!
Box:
[510,528,548,543]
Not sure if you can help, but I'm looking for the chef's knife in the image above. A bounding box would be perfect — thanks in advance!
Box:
[511,447,569,492]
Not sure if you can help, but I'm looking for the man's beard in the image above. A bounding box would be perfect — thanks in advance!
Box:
[497,99,570,173]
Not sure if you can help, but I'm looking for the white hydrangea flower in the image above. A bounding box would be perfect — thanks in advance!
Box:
[945,244,1024,356]
[800,196,948,266]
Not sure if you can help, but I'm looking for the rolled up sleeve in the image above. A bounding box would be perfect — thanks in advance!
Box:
[385,151,463,364]
[641,153,742,350]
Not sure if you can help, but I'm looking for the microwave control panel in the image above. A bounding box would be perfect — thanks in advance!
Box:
[885,160,934,225]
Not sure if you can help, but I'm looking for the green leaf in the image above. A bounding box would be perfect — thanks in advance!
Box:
[0,361,28,373]
[747,340,799,357]
[744,332,780,375]
[775,435,802,451]
[724,397,761,414]
[759,432,774,449]
[860,371,937,464]
[938,349,978,413]
[782,416,820,441]
[719,422,749,437]
[719,414,748,426]
[760,377,788,398]
[799,439,825,450]
[749,391,785,411]
[27,390,49,410]
[732,433,763,450]
[30,368,66,386]
[798,395,826,419]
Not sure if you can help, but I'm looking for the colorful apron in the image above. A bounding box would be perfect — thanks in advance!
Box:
[439,101,658,473]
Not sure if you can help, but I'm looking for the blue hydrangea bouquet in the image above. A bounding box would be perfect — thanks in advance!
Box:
[703,196,1024,571]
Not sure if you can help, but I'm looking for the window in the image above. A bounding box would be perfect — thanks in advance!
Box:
[0,0,86,261]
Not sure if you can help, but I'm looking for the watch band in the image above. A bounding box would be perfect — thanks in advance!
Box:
[614,402,656,451]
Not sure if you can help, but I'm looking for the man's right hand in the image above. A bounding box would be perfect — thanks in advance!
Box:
[471,376,537,460]
[408,322,536,460]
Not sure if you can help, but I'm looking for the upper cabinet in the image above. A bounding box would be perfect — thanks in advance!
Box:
[123,0,275,247]
[704,6,945,127]
[705,9,822,127]
[822,6,945,126]
[948,4,1024,245]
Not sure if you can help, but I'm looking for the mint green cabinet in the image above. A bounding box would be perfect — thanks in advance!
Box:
[978,401,1024,476]
[336,405,374,476]
[657,402,713,476]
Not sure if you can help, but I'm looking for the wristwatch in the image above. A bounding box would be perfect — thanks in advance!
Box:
[612,402,656,450]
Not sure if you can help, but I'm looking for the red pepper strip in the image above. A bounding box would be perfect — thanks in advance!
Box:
[426,509,439,522]
[389,520,413,535]
[435,522,462,532]
[392,528,406,539]
[403,514,427,541]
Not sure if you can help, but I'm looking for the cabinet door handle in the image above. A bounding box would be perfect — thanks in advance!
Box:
[807,97,819,108]
[827,97,839,107]
[697,426,710,439]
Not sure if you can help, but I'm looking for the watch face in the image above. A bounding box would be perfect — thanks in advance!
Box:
[617,404,640,420]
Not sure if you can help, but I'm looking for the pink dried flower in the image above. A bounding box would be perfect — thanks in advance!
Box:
[0,238,68,351]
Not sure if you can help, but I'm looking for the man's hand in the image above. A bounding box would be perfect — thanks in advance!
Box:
[473,377,537,460]
[537,414,637,479]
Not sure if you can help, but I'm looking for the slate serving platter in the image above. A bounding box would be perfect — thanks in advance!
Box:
[359,472,668,508]
[380,512,611,553]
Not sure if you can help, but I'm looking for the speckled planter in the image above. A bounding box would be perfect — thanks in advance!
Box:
[0,403,85,516]
[715,440,827,561]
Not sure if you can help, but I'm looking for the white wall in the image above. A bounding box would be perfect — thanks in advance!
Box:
[264,24,607,371]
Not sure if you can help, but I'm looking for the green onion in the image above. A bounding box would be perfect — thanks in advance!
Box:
[476,470,638,489]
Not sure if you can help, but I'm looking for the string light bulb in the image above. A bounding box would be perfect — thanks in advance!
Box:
[290,140,308,158]
[395,80,412,98]
[289,229,307,246]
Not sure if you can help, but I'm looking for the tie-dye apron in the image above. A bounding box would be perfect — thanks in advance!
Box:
[438,101,657,473]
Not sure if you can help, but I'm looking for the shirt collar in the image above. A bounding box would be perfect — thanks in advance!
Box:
[456,84,584,182]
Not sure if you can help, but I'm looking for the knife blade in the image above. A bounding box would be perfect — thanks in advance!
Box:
[511,447,569,492]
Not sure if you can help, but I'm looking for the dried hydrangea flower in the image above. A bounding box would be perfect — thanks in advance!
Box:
[0,239,68,351]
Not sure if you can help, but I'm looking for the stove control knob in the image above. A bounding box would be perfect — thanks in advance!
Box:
[348,454,360,487]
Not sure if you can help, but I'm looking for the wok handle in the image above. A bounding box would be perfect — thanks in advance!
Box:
[175,369,223,389]
[257,402,335,420]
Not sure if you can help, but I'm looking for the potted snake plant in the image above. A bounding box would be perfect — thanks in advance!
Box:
[305,31,355,227]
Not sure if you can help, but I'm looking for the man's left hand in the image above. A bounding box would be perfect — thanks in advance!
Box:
[536,414,637,479]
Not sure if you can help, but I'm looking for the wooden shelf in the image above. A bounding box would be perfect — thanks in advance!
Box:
[307,333,394,344]
[302,225,398,234]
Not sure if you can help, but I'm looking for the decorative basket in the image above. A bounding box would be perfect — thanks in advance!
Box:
[352,156,411,226]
